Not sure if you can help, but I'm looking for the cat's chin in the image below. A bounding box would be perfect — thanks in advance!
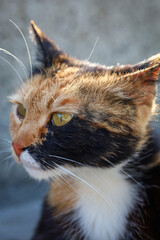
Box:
[19,150,52,180]
[23,165,52,180]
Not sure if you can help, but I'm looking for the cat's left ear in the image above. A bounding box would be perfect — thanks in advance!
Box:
[30,20,69,68]
[114,54,160,106]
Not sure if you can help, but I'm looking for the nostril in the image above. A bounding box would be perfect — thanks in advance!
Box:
[12,142,23,157]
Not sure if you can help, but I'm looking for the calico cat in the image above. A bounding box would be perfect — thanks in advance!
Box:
[10,21,160,240]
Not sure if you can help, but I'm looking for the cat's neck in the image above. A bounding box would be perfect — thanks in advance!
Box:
[47,131,160,240]
[48,165,139,240]
[74,166,139,240]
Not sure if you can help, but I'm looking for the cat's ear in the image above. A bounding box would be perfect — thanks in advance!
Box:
[114,54,160,106]
[30,20,68,67]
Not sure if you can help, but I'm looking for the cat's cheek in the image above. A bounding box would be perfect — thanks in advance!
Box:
[10,111,22,137]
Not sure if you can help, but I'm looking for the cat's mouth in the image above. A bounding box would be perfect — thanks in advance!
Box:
[13,149,70,180]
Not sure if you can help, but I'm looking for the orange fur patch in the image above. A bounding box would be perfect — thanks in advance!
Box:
[47,177,77,214]
[10,49,160,155]
[146,152,160,168]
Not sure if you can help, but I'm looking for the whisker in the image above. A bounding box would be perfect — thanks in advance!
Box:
[66,36,100,87]
[1,155,13,163]
[9,19,33,82]
[0,149,11,153]
[0,48,28,79]
[41,161,70,188]
[43,164,61,185]
[0,139,11,144]
[0,138,12,146]
[6,159,16,170]
[48,154,85,166]
[0,56,23,83]
[102,156,144,188]
[57,164,122,221]
[87,36,99,61]
[41,159,78,194]
[45,161,122,221]
[16,172,31,183]
[48,154,115,193]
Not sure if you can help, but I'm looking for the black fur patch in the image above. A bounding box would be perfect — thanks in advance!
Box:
[27,116,138,170]
[31,200,83,240]
[31,201,66,240]
[110,61,151,75]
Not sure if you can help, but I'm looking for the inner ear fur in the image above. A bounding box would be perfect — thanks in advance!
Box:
[114,54,160,106]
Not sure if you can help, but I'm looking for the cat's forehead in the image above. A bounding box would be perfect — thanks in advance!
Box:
[11,67,89,114]
[14,66,111,104]
[10,64,126,120]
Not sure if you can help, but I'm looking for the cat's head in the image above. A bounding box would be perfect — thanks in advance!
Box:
[10,21,160,180]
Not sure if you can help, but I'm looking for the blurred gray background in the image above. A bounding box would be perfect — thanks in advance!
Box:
[0,0,160,239]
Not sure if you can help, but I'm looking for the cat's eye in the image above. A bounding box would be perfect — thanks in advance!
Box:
[16,103,26,119]
[51,113,73,127]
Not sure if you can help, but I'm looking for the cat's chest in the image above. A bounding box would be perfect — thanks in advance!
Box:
[72,167,139,240]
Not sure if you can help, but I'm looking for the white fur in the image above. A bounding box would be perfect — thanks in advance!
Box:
[19,150,66,180]
[19,151,138,239]
[72,167,138,240]
[20,150,52,180]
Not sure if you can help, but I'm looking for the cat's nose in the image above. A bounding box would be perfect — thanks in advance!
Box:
[12,141,23,157]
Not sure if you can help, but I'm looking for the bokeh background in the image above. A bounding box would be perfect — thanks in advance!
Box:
[0,0,160,239]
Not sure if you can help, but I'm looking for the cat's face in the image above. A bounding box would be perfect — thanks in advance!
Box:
[10,21,160,180]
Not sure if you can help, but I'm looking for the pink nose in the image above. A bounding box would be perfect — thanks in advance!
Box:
[12,141,23,157]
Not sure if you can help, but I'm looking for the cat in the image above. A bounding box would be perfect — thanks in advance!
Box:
[10,21,160,240]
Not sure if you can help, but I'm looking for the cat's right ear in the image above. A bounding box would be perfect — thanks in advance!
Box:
[30,20,68,68]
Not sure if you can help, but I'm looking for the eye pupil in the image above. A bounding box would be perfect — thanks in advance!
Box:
[51,113,73,127]
[17,103,26,119]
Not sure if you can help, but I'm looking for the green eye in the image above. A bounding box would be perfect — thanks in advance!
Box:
[17,103,26,119]
[51,113,73,127]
